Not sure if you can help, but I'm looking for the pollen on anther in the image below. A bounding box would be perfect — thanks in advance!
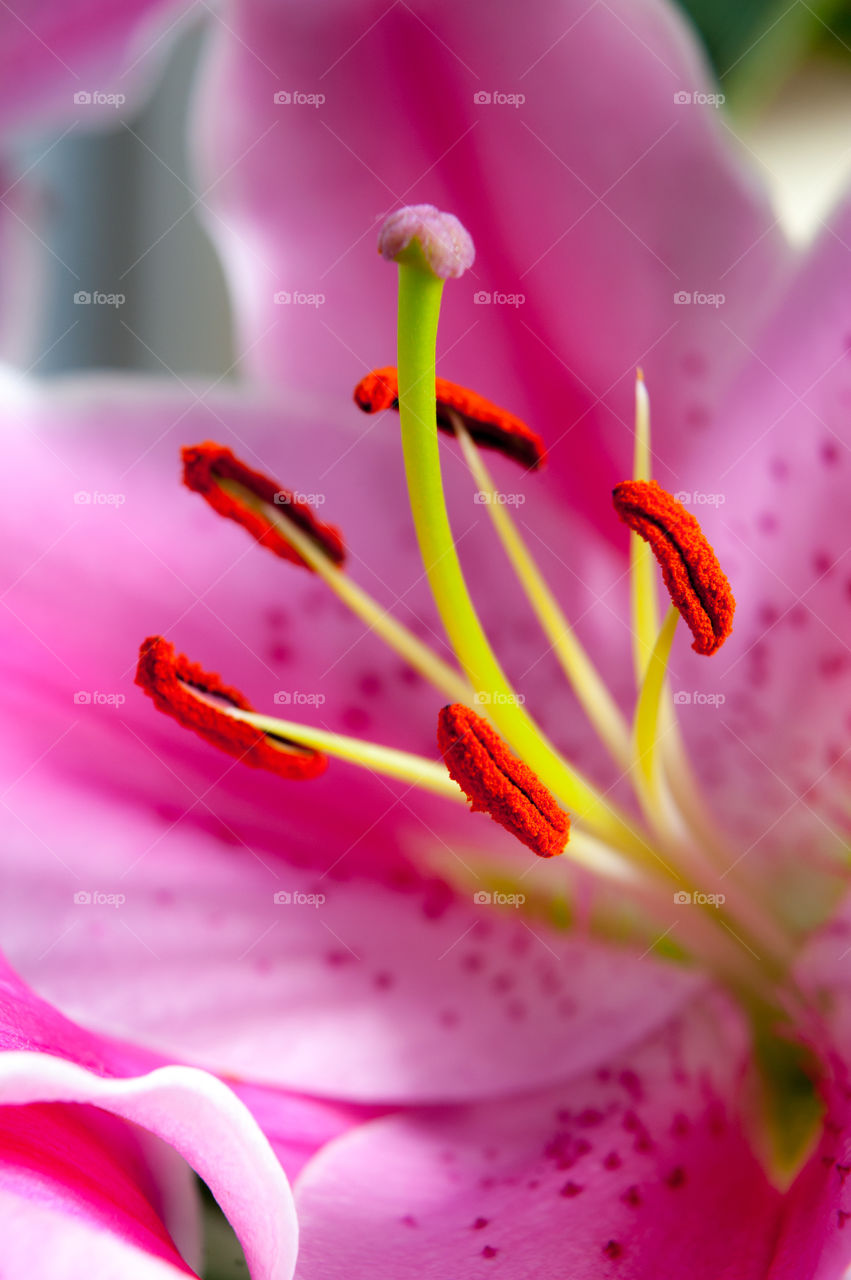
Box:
[182,442,345,568]
[437,703,569,858]
[135,635,327,780]
[354,367,547,470]
[612,479,735,655]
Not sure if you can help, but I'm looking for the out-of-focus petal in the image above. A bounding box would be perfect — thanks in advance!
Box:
[671,194,851,869]
[192,0,789,527]
[0,1,193,134]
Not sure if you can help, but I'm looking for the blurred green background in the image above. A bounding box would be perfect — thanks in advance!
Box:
[677,0,851,110]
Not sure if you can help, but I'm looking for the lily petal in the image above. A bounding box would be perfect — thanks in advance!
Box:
[0,956,298,1279]
[0,1,192,133]
[293,992,786,1278]
[674,194,851,870]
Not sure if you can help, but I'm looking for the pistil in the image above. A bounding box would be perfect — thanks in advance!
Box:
[383,205,646,855]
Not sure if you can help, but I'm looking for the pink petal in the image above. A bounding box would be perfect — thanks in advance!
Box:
[763,901,851,1276]
[3,763,696,1103]
[0,1102,199,1277]
[293,990,786,1278]
[192,0,788,526]
[0,373,694,1101]
[0,1,191,133]
[672,195,851,865]
[0,959,298,1279]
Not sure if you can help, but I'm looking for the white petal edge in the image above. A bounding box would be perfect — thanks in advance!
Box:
[0,1052,298,1280]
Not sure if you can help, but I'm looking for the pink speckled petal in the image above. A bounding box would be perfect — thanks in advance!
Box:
[668,195,851,871]
[294,992,793,1279]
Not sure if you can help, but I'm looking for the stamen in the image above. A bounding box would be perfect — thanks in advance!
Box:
[633,605,679,797]
[226,707,465,799]
[437,703,570,858]
[612,480,735,656]
[135,635,327,779]
[630,370,661,679]
[182,442,471,704]
[354,367,547,470]
[182,442,345,568]
[453,415,631,772]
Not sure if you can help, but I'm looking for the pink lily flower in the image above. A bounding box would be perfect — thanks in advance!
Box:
[0,0,849,1275]
[0,951,297,1277]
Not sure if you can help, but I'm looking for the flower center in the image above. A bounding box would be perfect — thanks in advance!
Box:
[132,202,831,1186]
[133,209,792,993]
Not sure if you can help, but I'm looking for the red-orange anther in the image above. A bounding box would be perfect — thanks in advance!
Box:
[437,703,570,858]
[182,442,345,568]
[135,636,327,780]
[354,367,547,470]
[612,480,735,656]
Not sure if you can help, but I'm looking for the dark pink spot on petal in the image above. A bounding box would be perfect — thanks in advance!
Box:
[559,1181,584,1198]
[482,1245,498,1259]
[341,706,371,733]
[671,1113,690,1138]
[619,1069,643,1101]
[472,1218,489,1230]
[603,1240,624,1260]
